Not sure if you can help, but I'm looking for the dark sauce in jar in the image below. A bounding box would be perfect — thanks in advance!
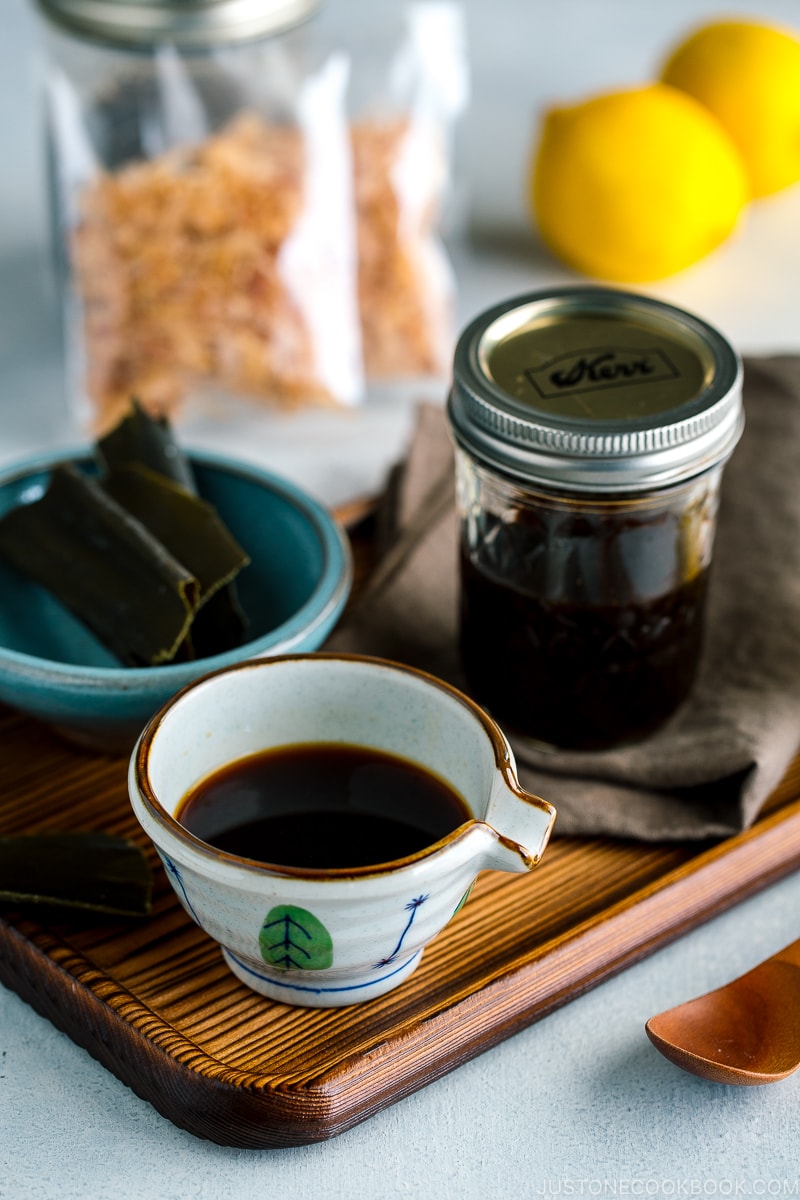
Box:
[176,743,472,870]
[458,500,710,750]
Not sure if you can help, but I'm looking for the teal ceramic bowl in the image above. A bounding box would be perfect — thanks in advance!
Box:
[0,448,352,752]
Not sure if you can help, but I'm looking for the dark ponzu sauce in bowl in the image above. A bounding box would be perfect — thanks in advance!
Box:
[176,743,472,870]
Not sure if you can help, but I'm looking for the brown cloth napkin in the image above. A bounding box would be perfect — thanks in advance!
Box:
[327,357,800,842]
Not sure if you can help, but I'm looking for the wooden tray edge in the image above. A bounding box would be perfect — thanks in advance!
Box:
[0,922,328,1148]
[3,795,800,1148]
[308,796,800,1122]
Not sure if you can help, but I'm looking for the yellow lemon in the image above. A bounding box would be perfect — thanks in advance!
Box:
[661,19,800,198]
[530,83,748,282]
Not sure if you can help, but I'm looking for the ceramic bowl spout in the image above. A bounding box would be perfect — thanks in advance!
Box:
[473,765,556,874]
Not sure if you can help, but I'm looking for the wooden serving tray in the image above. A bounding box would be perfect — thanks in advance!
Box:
[2,513,800,1147]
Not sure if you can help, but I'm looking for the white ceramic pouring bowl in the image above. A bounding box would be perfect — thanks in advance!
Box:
[129,653,557,1008]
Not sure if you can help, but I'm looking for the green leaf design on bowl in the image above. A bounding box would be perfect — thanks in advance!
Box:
[259,905,334,971]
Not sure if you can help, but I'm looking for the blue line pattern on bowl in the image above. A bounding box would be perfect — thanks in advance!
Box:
[225,948,423,996]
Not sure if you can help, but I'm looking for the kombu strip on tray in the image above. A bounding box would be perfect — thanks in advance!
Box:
[0,833,153,917]
[97,403,250,655]
[0,464,198,666]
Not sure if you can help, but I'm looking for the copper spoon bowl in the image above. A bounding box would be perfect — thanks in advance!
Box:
[645,937,800,1085]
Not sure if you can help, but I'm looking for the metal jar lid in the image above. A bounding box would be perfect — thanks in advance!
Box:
[36,0,321,49]
[448,287,744,493]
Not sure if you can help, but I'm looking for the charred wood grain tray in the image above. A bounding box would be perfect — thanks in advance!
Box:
[2,513,800,1148]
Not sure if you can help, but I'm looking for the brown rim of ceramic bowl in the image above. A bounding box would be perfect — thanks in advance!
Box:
[133,651,551,881]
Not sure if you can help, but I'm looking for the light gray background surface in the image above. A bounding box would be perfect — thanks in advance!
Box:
[2,0,800,1196]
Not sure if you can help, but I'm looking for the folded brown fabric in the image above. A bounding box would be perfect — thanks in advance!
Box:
[327,357,800,841]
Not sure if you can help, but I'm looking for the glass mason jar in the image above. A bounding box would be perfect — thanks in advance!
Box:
[447,287,744,752]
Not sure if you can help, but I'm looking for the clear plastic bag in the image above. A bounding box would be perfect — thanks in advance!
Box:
[347,2,469,381]
[40,2,468,431]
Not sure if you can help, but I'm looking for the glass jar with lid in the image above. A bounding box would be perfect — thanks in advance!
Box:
[447,287,743,752]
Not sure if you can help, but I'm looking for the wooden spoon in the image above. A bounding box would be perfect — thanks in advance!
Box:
[645,937,800,1085]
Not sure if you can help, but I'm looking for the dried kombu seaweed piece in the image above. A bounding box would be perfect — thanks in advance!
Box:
[0,464,198,665]
[0,832,153,917]
[103,464,249,609]
[97,400,195,491]
[97,401,250,654]
[188,565,250,657]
